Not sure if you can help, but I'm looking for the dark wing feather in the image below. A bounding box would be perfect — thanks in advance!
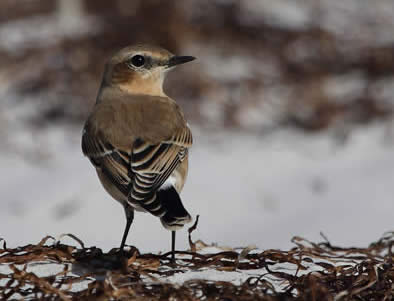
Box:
[82,127,133,196]
[82,122,192,217]
[128,126,192,216]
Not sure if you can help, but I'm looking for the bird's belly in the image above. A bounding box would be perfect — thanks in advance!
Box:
[96,169,127,204]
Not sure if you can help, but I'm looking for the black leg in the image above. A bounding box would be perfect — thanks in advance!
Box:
[119,207,134,251]
[171,230,176,263]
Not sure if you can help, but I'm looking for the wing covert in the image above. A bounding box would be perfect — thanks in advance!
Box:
[128,126,192,215]
[82,126,132,196]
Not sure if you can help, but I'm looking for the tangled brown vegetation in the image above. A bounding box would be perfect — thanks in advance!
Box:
[0,218,392,300]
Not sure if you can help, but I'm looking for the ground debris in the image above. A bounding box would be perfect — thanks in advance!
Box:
[0,231,392,300]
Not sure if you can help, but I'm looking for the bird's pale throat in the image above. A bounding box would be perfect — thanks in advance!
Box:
[111,64,165,96]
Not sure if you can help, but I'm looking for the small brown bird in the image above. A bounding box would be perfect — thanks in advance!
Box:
[82,44,195,262]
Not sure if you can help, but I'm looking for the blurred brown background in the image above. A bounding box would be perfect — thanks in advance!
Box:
[2,0,394,132]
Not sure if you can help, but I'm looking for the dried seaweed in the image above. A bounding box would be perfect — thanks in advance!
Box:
[0,228,392,300]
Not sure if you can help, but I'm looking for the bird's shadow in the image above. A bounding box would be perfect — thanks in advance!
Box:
[69,245,177,281]
[70,246,139,280]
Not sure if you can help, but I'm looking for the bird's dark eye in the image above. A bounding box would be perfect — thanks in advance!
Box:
[130,55,145,67]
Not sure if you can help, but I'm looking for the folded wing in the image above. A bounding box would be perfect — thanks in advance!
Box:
[129,126,192,217]
[82,123,192,218]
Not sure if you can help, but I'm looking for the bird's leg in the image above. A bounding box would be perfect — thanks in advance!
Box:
[119,205,134,252]
[171,230,176,263]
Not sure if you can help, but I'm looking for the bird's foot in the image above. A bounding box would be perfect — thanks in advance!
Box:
[109,246,138,260]
[168,251,177,266]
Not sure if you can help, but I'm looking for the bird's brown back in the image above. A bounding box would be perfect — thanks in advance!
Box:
[85,87,188,151]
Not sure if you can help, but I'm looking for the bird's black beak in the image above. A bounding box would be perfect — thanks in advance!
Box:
[167,56,196,68]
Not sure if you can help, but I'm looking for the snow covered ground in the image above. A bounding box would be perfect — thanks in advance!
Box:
[0,122,393,254]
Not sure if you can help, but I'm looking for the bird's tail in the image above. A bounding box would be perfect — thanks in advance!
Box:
[157,186,192,230]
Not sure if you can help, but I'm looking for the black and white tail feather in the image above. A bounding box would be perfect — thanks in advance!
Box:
[157,178,191,230]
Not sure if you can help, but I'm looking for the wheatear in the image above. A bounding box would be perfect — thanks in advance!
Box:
[82,44,195,262]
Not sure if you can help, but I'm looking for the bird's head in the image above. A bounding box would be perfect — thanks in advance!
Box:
[103,44,195,96]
